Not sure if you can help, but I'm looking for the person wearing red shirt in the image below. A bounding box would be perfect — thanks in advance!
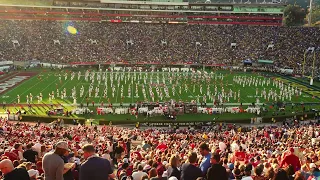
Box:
[73,135,80,142]
[190,142,195,150]
[131,148,142,161]
[280,147,301,172]
[3,150,17,162]
[234,146,246,162]
[156,142,167,151]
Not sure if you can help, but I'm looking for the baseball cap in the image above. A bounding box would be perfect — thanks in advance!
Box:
[123,158,129,163]
[28,169,39,177]
[55,141,70,151]
[310,163,317,169]
[228,163,235,170]
[168,177,178,180]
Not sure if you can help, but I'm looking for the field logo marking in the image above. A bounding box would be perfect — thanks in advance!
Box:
[0,76,30,94]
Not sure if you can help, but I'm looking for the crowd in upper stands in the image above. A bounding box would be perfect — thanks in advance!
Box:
[0,20,319,72]
[0,117,320,180]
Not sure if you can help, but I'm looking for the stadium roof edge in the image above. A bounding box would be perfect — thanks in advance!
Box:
[0,4,284,13]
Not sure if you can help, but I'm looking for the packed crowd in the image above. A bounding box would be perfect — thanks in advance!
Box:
[0,20,319,70]
[0,117,320,180]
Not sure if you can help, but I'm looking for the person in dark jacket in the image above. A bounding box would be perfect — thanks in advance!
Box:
[0,159,30,180]
[181,152,202,180]
[206,153,228,180]
[167,155,181,180]
[114,142,125,164]
[80,144,115,180]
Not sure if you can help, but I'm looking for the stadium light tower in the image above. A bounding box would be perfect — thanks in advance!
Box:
[302,47,316,85]
[310,49,316,85]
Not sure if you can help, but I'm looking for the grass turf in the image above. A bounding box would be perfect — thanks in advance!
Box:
[0,69,319,121]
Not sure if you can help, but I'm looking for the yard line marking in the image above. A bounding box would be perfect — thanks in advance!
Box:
[40,77,59,93]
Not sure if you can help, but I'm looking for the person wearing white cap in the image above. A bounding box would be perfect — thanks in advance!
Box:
[310,163,317,169]
[42,141,70,180]
[28,169,39,180]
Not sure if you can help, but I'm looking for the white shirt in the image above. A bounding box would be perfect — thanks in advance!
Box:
[242,176,253,180]
[18,151,24,160]
[219,142,227,152]
[231,142,239,153]
[132,171,148,180]
[32,143,42,155]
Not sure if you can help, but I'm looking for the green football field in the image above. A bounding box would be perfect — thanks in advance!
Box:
[0,68,319,121]
[0,69,318,106]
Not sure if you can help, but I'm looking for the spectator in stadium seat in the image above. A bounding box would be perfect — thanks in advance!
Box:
[150,165,166,180]
[233,168,242,180]
[132,164,148,180]
[206,153,228,180]
[42,141,69,180]
[253,166,266,180]
[149,168,158,179]
[23,144,38,163]
[79,144,115,180]
[0,159,30,180]
[280,148,301,172]
[273,168,290,180]
[167,155,181,180]
[241,165,254,180]
[114,142,125,164]
[181,152,202,180]
[12,143,23,161]
[199,143,211,174]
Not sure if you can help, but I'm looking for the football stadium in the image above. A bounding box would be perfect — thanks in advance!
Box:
[0,0,320,179]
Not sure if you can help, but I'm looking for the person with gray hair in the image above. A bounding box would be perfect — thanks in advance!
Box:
[42,141,70,180]
[0,159,29,180]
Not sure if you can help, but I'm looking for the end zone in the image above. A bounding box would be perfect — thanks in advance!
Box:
[0,72,38,95]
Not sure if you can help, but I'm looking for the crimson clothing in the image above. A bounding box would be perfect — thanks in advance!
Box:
[131,151,142,160]
[3,152,17,162]
[156,143,167,151]
[235,152,245,161]
[280,154,301,171]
